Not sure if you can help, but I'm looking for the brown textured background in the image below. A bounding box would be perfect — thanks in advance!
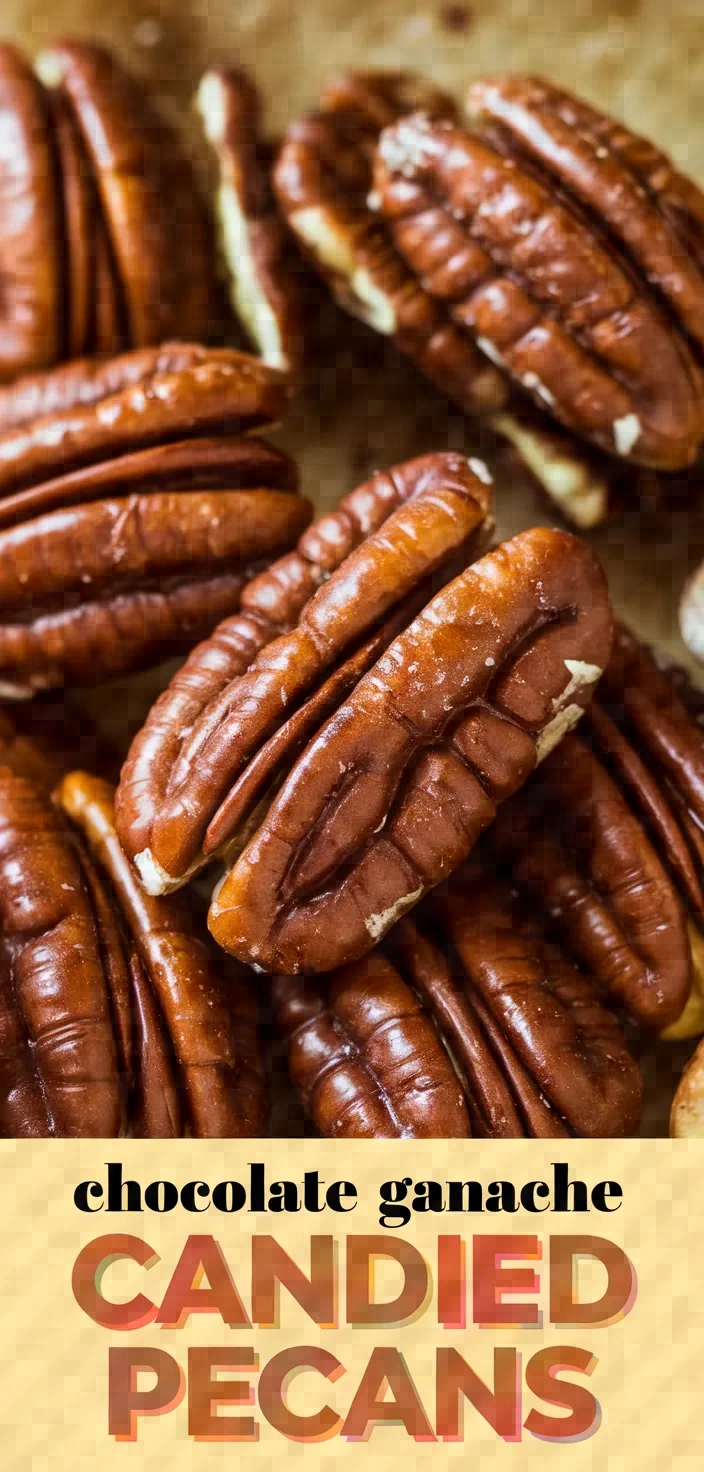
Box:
[8,0,704,1134]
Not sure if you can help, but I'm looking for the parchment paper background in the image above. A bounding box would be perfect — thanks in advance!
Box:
[6,0,704,1130]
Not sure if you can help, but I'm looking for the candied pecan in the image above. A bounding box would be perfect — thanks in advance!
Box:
[116,450,493,893]
[207,524,612,974]
[197,66,308,376]
[35,40,218,354]
[0,46,63,377]
[0,344,307,695]
[273,867,641,1138]
[493,624,704,1032]
[272,953,470,1138]
[0,763,266,1138]
[373,93,704,470]
[0,342,290,494]
[273,70,507,415]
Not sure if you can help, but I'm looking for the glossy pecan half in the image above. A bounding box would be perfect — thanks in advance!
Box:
[116,450,494,893]
[0,344,307,695]
[207,524,612,974]
[373,79,704,470]
[0,766,265,1137]
[273,866,641,1138]
[0,40,218,378]
[273,70,507,415]
[493,624,704,1032]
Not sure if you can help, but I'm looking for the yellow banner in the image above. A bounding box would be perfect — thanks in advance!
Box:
[1,1139,700,1469]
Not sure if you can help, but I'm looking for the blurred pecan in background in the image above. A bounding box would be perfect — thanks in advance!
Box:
[274,71,508,415]
[0,343,309,696]
[0,764,265,1137]
[116,450,493,894]
[202,520,611,974]
[0,40,218,379]
[374,76,704,472]
[273,865,642,1138]
[197,65,309,375]
[493,625,704,1035]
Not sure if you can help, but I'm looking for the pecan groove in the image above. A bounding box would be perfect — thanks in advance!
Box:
[374,104,704,469]
[207,524,612,973]
[116,451,492,891]
[273,866,641,1138]
[0,345,307,695]
[0,761,266,1138]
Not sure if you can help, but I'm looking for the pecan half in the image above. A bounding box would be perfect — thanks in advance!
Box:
[273,70,507,415]
[273,866,641,1138]
[0,344,307,695]
[493,624,704,1032]
[671,1036,704,1135]
[0,765,265,1137]
[197,66,308,376]
[207,524,612,974]
[374,87,704,470]
[33,39,217,358]
[0,45,63,377]
[116,450,493,893]
[680,562,704,665]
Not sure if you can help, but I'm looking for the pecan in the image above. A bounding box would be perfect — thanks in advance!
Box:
[0,344,308,695]
[0,766,264,1137]
[493,624,704,1032]
[197,66,309,376]
[491,411,613,530]
[116,450,494,892]
[671,1036,704,1135]
[373,82,704,470]
[273,866,641,1138]
[205,523,611,974]
[0,41,219,379]
[0,45,63,377]
[273,70,508,415]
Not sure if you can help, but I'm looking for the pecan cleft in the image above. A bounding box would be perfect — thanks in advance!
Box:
[0,344,307,695]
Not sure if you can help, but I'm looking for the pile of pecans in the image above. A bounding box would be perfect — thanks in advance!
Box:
[0,40,704,1139]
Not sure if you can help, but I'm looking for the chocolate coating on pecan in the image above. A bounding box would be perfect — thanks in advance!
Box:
[274,71,507,415]
[0,45,62,378]
[208,525,612,974]
[374,110,703,469]
[116,451,492,892]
